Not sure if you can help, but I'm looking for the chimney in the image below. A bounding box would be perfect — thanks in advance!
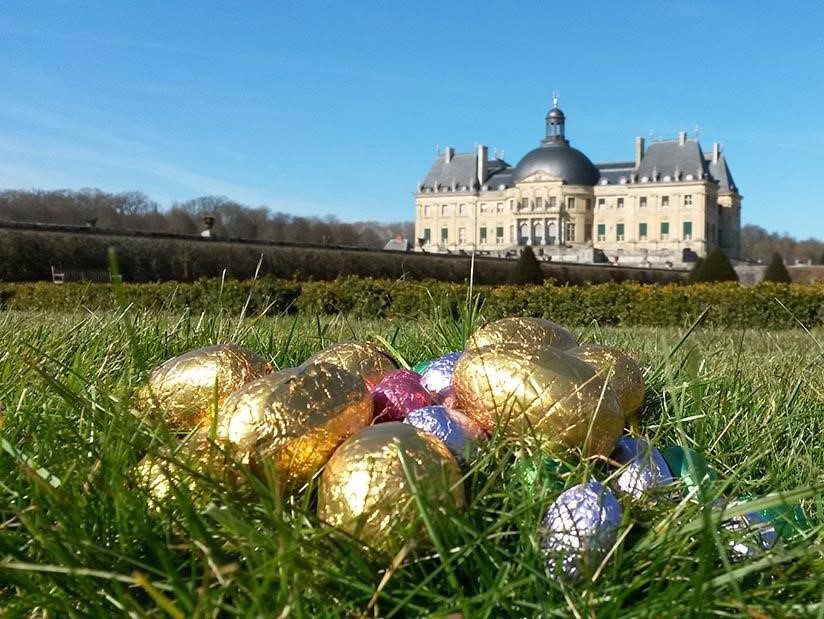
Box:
[678,131,687,145]
[634,137,645,167]
[476,144,488,186]
[445,146,455,163]
[712,142,720,163]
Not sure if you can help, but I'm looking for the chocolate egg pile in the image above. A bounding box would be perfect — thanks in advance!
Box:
[132,318,808,573]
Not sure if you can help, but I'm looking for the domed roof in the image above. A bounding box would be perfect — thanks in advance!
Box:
[546,106,565,121]
[513,143,601,186]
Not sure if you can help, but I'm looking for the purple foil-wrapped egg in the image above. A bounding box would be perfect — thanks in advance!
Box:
[541,481,622,580]
[404,405,485,463]
[611,436,673,500]
[420,351,462,398]
[371,370,433,423]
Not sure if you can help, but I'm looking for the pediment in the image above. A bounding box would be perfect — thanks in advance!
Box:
[517,171,564,184]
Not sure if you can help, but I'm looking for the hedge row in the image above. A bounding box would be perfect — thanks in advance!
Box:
[1,277,823,329]
[0,225,686,285]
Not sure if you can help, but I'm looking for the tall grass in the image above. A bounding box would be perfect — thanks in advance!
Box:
[0,305,822,616]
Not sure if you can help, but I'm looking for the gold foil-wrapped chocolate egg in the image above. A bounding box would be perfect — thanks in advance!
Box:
[134,435,237,511]
[466,317,577,352]
[303,341,397,390]
[453,344,624,457]
[569,344,646,421]
[136,344,271,429]
[318,423,464,551]
[215,362,372,486]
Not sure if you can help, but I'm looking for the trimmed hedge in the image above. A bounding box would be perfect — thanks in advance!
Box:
[0,225,686,285]
[1,277,823,329]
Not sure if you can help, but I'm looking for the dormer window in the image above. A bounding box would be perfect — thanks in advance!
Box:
[686,173,695,181]
[599,178,609,185]
[641,176,649,183]
[663,175,672,182]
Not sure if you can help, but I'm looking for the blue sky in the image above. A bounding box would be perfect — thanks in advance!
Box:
[1,1,823,238]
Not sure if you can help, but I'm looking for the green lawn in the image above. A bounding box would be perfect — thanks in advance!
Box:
[0,308,822,617]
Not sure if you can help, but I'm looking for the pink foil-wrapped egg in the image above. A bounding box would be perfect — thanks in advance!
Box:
[371,370,433,423]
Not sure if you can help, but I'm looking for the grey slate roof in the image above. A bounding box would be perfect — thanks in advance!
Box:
[635,139,710,182]
[421,153,478,191]
[705,153,736,193]
[595,161,634,184]
[419,138,738,194]
[420,153,513,191]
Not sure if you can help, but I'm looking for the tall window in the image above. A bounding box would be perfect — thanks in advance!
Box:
[496,226,504,243]
[479,227,487,242]
[616,223,625,241]
[565,222,576,242]
[586,198,592,210]
[639,197,647,208]
[660,222,670,240]
[458,227,467,244]
[480,203,488,213]
[536,196,543,210]
[585,225,592,242]
[683,221,692,240]
[661,195,670,207]
[567,197,576,210]
[441,204,449,216]
[639,222,647,240]
[521,198,529,211]
[683,194,692,207]
[597,223,606,242]
[496,202,503,213]
[598,198,606,208]
[441,227,448,242]
[617,198,624,209]
[510,199,515,212]
[459,203,467,216]
[549,196,557,208]
[423,228,431,243]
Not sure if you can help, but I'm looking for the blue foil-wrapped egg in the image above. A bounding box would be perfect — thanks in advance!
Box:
[404,405,484,464]
[420,351,462,399]
[611,436,673,499]
[541,481,622,580]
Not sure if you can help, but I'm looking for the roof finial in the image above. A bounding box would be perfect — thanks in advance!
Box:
[552,90,559,108]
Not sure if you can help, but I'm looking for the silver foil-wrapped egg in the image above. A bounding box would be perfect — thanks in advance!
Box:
[404,405,485,464]
[611,436,673,500]
[541,481,622,580]
[420,351,462,399]
[722,502,780,560]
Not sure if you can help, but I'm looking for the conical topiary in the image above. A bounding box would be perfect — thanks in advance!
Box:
[689,247,738,283]
[509,246,544,285]
[762,252,792,283]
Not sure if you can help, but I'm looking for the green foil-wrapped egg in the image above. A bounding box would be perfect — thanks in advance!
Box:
[453,344,624,457]
[136,344,272,430]
[318,422,464,551]
[569,344,646,421]
[215,362,372,486]
[303,341,397,390]
[466,317,577,352]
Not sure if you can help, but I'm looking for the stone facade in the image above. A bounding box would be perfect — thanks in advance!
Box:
[414,101,741,266]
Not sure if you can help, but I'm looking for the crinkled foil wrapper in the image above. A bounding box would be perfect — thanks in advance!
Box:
[303,341,397,390]
[453,344,624,456]
[135,344,272,429]
[404,405,485,464]
[215,362,372,486]
[465,317,578,352]
[318,422,464,551]
[371,369,433,422]
[134,434,238,511]
[569,344,645,420]
[610,436,673,499]
[541,481,622,580]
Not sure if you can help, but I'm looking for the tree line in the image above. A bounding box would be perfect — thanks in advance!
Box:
[739,224,824,265]
[0,189,413,248]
